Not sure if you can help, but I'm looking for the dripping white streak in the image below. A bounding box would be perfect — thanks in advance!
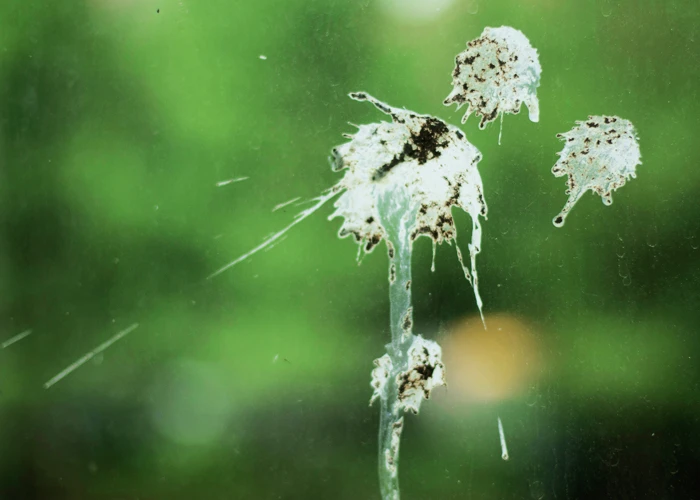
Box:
[216,177,249,187]
[454,222,486,329]
[43,323,139,389]
[498,416,509,461]
[207,187,341,279]
[272,197,301,212]
[498,112,504,146]
[2,329,32,349]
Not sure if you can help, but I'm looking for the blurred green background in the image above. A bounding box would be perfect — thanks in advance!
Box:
[1,0,699,498]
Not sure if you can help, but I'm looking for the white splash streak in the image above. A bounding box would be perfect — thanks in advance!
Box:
[272,197,301,212]
[498,416,509,461]
[216,177,249,187]
[259,55,267,60]
[44,323,139,389]
[2,329,32,349]
[208,188,341,279]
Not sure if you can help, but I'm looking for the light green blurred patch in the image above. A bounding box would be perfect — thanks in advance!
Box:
[62,129,154,229]
[562,316,687,399]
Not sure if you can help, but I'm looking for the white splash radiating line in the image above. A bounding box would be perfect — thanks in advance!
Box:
[207,187,341,279]
[2,329,33,349]
[498,416,509,461]
[272,197,301,212]
[43,323,139,389]
[216,177,249,187]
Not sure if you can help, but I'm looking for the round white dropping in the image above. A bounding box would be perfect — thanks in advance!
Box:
[330,92,488,320]
[551,115,641,227]
[444,26,542,129]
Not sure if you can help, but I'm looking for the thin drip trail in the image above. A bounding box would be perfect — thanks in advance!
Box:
[376,190,417,500]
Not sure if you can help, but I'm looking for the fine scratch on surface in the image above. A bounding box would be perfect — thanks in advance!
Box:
[498,416,509,461]
[2,329,32,349]
[216,177,249,187]
[272,197,301,212]
[43,323,139,389]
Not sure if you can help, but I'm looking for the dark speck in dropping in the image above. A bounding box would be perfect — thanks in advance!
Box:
[372,117,450,181]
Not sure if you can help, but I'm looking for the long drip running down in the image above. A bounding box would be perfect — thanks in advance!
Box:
[370,190,447,500]
[207,188,341,279]
[454,220,485,327]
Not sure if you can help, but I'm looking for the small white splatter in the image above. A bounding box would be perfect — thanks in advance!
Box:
[444,26,541,130]
[371,335,446,415]
[395,335,446,414]
[2,329,32,349]
[370,354,393,406]
[259,55,267,60]
[216,177,249,187]
[551,115,641,227]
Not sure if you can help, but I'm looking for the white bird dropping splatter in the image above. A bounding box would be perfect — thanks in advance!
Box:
[498,416,509,461]
[370,335,446,414]
[551,116,641,227]
[330,92,488,320]
[444,26,542,130]
[209,93,488,321]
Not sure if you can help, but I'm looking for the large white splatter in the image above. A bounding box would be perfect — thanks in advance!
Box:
[330,92,488,319]
[444,26,541,132]
[210,92,488,320]
[551,115,641,227]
